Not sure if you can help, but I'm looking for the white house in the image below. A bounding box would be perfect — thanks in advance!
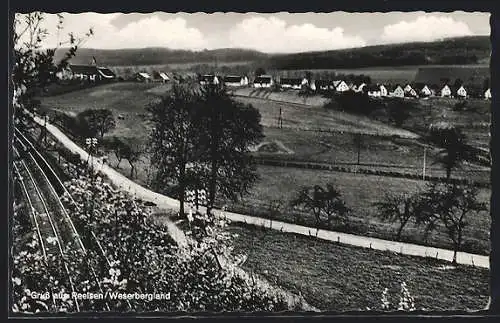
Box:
[301,78,309,87]
[441,85,452,97]
[391,85,405,98]
[404,84,413,93]
[404,84,418,97]
[253,75,274,88]
[456,85,467,98]
[485,88,492,100]
[356,83,367,93]
[334,80,350,93]
[420,85,432,97]
[223,75,249,87]
[158,72,170,82]
[379,84,388,97]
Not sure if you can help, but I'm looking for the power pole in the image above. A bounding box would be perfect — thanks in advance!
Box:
[422,146,427,180]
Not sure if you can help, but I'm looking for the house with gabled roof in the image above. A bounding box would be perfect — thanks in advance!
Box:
[390,85,405,98]
[414,83,432,97]
[440,84,452,97]
[379,84,388,97]
[334,80,350,93]
[223,75,249,87]
[65,64,116,82]
[253,75,274,88]
[456,85,468,99]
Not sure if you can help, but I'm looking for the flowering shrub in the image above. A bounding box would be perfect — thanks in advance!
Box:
[59,170,300,312]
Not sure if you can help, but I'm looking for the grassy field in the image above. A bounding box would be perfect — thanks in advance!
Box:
[232,94,420,138]
[228,223,489,311]
[255,127,489,181]
[221,165,491,255]
[39,82,170,141]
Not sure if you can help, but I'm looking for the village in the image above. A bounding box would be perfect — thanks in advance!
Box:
[57,63,492,100]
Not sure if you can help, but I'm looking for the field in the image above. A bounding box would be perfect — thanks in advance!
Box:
[232,93,420,138]
[39,82,170,140]
[221,165,491,255]
[228,223,489,311]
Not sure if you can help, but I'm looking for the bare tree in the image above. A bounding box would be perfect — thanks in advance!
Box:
[373,192,420,241]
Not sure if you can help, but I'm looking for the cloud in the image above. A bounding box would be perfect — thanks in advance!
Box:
[380,16,473,44]
[15,13,207,50]
[228,16,366,53]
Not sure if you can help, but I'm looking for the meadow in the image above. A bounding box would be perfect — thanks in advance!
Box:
[228,223,489,311]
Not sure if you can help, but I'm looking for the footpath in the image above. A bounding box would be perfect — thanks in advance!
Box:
[34,115,490,269]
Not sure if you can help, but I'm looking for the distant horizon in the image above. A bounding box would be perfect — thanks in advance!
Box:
[16,12,490,53]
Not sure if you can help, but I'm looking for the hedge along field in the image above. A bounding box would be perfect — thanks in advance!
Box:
[228,223,489,311]
[220,165,491,255]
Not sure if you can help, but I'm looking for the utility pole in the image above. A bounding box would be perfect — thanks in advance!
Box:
[278,107,283,129]
[422,146,427,180]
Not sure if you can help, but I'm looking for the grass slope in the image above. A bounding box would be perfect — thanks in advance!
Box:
[228,223,489,311]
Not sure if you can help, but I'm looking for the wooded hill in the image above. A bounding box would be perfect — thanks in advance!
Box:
[56,36,490,69]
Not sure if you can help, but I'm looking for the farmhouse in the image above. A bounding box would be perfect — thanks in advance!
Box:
[200,74,220,85]
[456,85,468,98]
[253,75,274,88]
[440,84,452,97]
[136,72,152,82]
[223,75,249,87]
[390,85,405,98]
[485,88,492,100]
[334,80,350,93]
[280,78,303,90]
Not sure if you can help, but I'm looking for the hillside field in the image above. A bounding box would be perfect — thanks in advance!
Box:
[228,223,489,311]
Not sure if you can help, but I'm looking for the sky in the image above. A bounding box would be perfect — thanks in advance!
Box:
[15,11,490,53]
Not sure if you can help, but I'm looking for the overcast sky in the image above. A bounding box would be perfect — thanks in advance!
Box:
[16,11,490,53]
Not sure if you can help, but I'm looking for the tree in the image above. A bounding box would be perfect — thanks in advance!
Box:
[147,83,201,218]
[195,84,264,215]
[12,13,93,125]
[77,109,116,139]
[373,192,420,241]
[290,183,350,234]
[121,138,143,179]
[415,182,487,264]
[255,67,266,77]
[428,125,473,181]
[387,99,411,127]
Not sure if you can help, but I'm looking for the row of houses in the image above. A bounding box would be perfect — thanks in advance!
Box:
[198,74,491,100]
